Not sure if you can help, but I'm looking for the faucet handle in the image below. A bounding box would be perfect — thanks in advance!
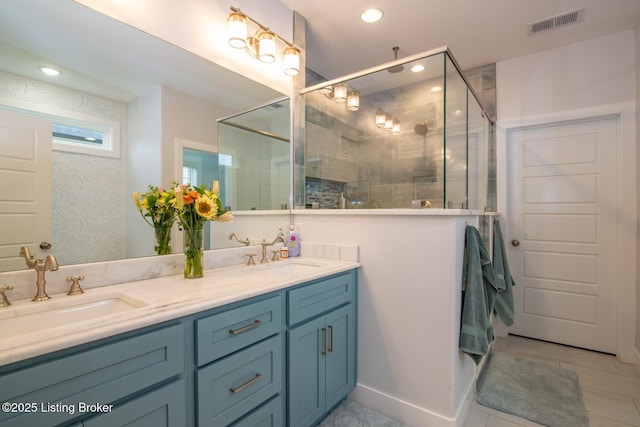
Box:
[0,285,13,307]
[271,250,280,262]
[66,275,85,296]
[245,253,257,266]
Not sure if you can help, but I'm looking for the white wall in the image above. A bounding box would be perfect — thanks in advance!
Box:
[293,211,478,427]
[497,31,636,120]
[496,30,637,361]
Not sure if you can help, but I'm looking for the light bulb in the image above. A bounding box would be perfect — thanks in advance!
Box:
[375,109,386,128]
[283,47,300,76]
[227,12,248,49]
[333,83,347,102]
[347,91,360,111]
[257,31,276,63]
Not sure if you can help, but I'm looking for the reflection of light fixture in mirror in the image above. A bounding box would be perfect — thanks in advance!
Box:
[360,8,383,23]
[227,6,300,76]
[411,64,425,72]
[384,116,393,131]
[431,86,442,92]
[347,90,360,111]
[392,120,400,134]
[40,67,60,76]
[375,109,386,127]
[319,85,333,95]
[333,83,347,102]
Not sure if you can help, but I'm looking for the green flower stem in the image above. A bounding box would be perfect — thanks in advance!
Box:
[154,223,172,255]
[183,226,204,278]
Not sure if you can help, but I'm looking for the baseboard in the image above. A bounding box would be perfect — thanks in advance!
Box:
[350,381,477,427]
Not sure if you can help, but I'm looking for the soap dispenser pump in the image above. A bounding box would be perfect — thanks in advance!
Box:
[286,225,300,257]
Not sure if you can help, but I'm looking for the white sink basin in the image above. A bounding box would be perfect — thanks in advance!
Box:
[0,292,148,339]
[251,260,323,275]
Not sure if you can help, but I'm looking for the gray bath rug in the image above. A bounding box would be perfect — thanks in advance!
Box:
[319,400,408,427]
[477,352,589,427]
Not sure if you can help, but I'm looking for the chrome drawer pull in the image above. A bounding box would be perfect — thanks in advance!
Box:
[230,373,263,394]
[229,320,262,335]
[328,325,334,353]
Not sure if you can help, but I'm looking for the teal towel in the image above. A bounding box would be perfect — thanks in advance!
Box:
[492,220,516,326]
[460,225,503,364]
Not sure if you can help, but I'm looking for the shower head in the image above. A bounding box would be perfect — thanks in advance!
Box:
[414,122,428,136]
[387,47,404,74]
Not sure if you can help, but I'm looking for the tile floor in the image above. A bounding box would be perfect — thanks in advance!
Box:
[463,335,640,427]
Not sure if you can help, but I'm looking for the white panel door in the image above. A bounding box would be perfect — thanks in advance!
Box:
[508,117,618,353]
[0,110,52,271]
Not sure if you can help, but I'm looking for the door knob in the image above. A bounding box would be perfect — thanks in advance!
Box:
[40,242,52,250]
[511,239,520,247]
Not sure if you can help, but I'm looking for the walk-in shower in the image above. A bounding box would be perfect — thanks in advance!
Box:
[294,46,495,211]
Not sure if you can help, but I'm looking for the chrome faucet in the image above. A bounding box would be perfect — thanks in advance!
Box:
[19,246,59,301]
[259,236,286,264]
[228,233,251,246]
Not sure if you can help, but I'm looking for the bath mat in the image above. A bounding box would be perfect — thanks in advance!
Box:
[319,400,408,427]
[477,352,589,427]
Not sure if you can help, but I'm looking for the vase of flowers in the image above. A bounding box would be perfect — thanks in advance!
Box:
[174,181,233,278]
[133,186,176,255]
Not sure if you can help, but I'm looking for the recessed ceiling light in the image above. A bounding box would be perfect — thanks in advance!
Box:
[411,64,425,73]
[40,67,60,76]
[430,86,442,92]
[360,8,383,23]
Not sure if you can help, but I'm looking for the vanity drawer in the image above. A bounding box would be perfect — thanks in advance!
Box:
[197,334,282,427]
[196,294,281,366]
[0,324,183,427]
[231,395,283,427]
[287,271,355,326]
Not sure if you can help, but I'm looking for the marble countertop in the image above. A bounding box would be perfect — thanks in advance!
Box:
[0,257,360,367]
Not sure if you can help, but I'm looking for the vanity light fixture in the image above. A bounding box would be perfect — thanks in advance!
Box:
[227,6,301,76]
[360,8,383,23]
[40,66,60,76]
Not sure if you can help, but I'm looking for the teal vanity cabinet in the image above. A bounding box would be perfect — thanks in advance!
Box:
[0,324,185,427]
[286,271,357,427]
[195,294,284,427]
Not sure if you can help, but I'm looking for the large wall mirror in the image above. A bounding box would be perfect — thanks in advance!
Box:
[0,0,290,272]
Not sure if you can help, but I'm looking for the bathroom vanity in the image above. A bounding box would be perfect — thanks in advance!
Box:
[0,258,358,427]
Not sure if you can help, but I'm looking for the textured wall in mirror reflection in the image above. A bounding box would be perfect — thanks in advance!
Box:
[0,71,127,266]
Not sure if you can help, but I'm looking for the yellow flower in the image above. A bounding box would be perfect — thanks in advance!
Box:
[195,194,218,219]
[132,192,142,212]
[212,181,220,197]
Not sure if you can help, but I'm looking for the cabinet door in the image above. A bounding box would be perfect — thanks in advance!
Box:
[287,316,326,427]
[83,379,186,427]
[325,304,356,410]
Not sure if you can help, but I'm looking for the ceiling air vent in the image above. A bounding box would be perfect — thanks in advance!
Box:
[528,8,585,35]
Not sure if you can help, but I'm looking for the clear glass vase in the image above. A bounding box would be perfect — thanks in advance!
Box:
[183,226,204,278]
[154,224,172,255]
